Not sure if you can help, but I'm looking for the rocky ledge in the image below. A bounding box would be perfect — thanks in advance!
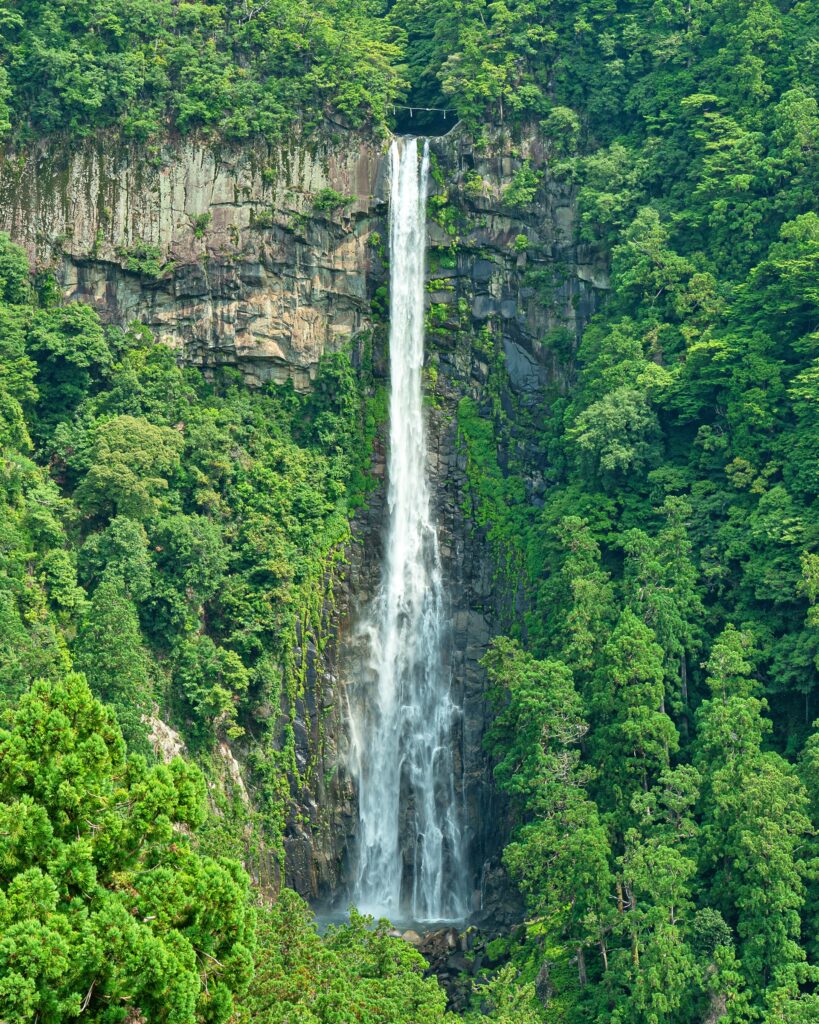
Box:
[0,132,386,387]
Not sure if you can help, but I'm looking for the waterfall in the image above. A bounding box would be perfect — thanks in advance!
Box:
[349,137,468,923]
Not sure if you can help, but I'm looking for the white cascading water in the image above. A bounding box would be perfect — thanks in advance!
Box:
[349,137,468,923]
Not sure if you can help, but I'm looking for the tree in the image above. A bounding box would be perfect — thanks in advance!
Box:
[73,574,152,750]
[27,303,111,440]
[461,964,542,1024]
[78,515,153,602]
[696,627,813,1001]
[565,319,669,481]
[611,208,694,312]
[590,766,704,1024]
[0,672,254,1023]
[622,497,704,724]
[484,638,615,985]
[247,890,447,1023]
[539,515,616,687]
[73,414,184,522]
[589,610,678,817]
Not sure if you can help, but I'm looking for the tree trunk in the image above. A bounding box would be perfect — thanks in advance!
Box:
[680,654,690,740]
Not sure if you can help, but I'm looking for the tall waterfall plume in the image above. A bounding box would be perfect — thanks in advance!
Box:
[349,138,468,923]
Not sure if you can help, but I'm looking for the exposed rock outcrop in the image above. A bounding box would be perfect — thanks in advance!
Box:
[147,713,186,763]
[0,134,387,387]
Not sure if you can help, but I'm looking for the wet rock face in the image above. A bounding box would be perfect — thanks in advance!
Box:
[427,129,607,399]
[0,125,607,920]
[286,130,607,918]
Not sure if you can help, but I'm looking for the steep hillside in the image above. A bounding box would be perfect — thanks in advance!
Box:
[1,1,819,1021]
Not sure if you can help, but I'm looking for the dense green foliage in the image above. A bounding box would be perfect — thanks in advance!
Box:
[0,0,402,140]
[2,0,818,148]
[0,228,380,855]
[0,671,255,1022]
[247,890,447,1023]
[2,0,819,1020]
[0,669,450,1023]
[444,0,819,1019]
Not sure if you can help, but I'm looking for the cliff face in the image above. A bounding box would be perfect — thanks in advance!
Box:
[0,126,607,915]
[0,127,605,393]
[0,134,385,388]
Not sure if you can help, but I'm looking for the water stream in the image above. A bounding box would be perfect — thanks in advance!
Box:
[349,137,468,924]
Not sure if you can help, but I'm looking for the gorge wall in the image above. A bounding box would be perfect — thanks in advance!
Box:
[0,126,608,915]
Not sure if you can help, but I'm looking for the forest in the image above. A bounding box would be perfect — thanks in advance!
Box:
[1,0,819,1021]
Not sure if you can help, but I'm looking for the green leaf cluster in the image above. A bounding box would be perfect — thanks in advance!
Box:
[0,0,404,141]
[0,671,254,1023]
